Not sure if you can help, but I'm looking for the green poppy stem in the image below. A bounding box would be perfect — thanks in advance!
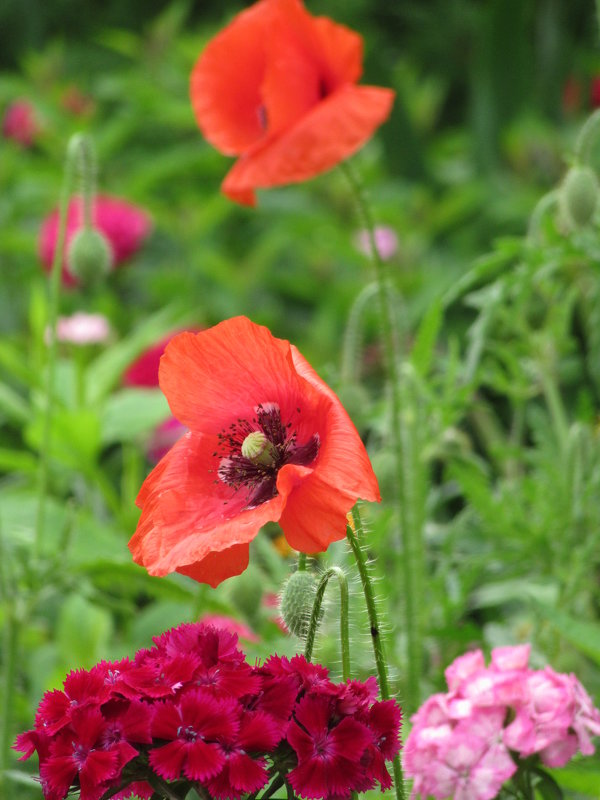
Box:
[34,135,81,560]
[347,507,405,800]
[304,566,350,681]
[340,160,423,710]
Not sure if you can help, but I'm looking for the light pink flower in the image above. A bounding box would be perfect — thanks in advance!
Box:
[405,647,600,798]
[355,225,399,261]
[39,195,152,285]
[2,100,38,147]
[51,312,111,345]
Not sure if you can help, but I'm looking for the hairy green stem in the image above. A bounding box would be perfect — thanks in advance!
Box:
[0,601,18,796]
[526,189,559,244]
[70,132,98,230]
[575,108,600,164]
[347,507,405,800]
[340,161,422,708]
[304,566,350,680]
[297,552,307,572]
[34,136,80,559]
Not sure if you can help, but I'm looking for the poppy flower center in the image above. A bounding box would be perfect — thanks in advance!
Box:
[216,402,319,509]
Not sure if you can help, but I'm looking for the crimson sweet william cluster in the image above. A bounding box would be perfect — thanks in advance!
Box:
[15,622,401,800]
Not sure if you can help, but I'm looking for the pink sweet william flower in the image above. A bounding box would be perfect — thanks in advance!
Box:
[39,195,152,285]
[405,645,600,798]
[2,99,38,146]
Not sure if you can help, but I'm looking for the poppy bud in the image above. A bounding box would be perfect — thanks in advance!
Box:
[560,165,599,229]
[67,227,113,284]
[280,570,318,639]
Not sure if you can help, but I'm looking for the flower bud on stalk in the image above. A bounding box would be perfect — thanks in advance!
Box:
[280,570,318,638]
[560,165,599,229]
[65,134,113,283]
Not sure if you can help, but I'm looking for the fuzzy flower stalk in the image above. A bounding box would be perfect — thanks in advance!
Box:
[404,645,600,800]
[15,621,402,800]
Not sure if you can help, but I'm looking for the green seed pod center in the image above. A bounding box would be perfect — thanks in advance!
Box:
[241,431,278,467]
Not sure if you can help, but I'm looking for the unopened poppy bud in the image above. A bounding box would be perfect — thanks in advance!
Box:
[560,165,599,229]
[280,570,318,639]
[67,228,113,283]
[241,431,277,466]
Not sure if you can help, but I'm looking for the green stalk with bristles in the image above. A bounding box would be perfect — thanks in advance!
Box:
[347,506,405,800]
[340,160,423,711]
[34,135,80,559]
[304,566,350,681]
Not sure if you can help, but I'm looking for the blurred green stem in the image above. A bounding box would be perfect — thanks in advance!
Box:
[575,108,600,164]
[526,190,558,244]
[340,160,423,710]
[0,522,18,797]
[304,566,350,680]
[34,136,79,559]
[347,507,405,800]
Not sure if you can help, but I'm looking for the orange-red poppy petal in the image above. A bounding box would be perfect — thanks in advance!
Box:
[221,84,395,205]
[276,464,356,552]
[312,15,363,87]
[290,345,381,503]
[159,318,320,435]
[176,544,251,589]
[190,1,272,156]
[129,432,285,581]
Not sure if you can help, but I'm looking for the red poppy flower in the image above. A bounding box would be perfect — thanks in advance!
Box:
[190,0,394,206]
[129,316,380,587]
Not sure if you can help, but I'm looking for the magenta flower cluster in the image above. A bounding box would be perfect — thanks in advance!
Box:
[404,644,600,800]
[15,622,401,800]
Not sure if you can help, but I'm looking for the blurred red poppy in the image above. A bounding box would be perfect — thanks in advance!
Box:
[190,0,394,206]
[129,316,380,587]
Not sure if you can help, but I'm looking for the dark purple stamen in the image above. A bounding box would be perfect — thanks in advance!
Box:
[216,402,319,509]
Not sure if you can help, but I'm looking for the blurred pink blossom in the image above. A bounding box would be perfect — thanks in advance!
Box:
[404,645,600,799]
[2,100,38,147]
[39,195,152,285]
[355,225,399,261]
[198,613,259,643]
[50,312,111,345]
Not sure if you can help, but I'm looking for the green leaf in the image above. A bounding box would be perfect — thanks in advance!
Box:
[86,304,193,404]
[100,388,170,445]
[25,407,101,467]
[0,447,38,474]
[411,297,443,378]
[0,382,29,423]
[533,602,600,665]
[532,767,564,799]
[56,593,113,669]
[547,763,600,794]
